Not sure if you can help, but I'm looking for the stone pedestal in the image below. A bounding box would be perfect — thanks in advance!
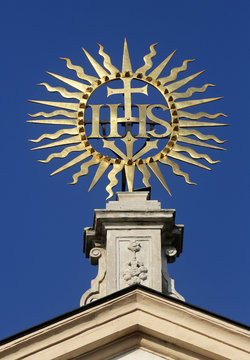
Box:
[80,192,184,305]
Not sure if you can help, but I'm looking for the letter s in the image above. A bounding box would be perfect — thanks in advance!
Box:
[146,104,171,138]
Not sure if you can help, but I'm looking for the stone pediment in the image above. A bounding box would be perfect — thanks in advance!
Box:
[0,286,249,360]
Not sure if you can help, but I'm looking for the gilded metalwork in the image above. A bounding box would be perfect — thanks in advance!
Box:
[29,39,227,199]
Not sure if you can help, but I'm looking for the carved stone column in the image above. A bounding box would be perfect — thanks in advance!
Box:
[80,191,184,306]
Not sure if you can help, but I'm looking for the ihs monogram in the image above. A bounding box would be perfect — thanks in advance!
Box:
[29,39,226,198]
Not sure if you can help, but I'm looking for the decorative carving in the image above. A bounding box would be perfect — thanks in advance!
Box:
[122,240,148,285]
[80,247,106,305]
[89,247,102,265]
[166,246,178,263]
[166,247,177,257]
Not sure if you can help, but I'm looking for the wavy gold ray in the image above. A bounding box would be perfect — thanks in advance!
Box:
[31,135,80,150]
[29,100,78,111]
[106,162,124,199]
[27,119,77,126]
[28,110,77,118]
[173,144,219,164]
[97,43,119,74]
[159,157,196,185]
[135,43,157,75]
[70,157,99,184]
[60,57,97,83]
[53,152,94,177]
[178,136,225,150]
[147,50,176,79]
[47,72,88,92]
[179,128,225,143]
[147,161,171,195]
[38,83,81,100]
[179,120,228,128]
[39,144,84,163]
[172,84,215,100]
[166,70,205,93]
[88,160,111,191]
[136,162,151,187]
[175,97,223,110]
[82,48,109,78]
[125,164,135,192]
[30,128,78,143]
[178,111,227,120]
[122,38,132,74]
[159,59,194,85]
[168,151,211,170]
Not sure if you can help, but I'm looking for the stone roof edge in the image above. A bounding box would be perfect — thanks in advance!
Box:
[0,284,249,346]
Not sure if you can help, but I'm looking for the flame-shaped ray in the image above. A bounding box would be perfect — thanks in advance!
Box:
[61,57,97,83]
[47,72,88,93]
[52,152,92,176]
[173,144,219,164]
[31,135,80,150]
[179,128,225,143]
[125,164,135,192]
[136,43,157,75]
[97,43,119,74]
[70,157,99,184]
[147,50,176,79]
[38,83,81,100]
[39,144,84,163]
[159,157,196,185]
[172,84,215,100]
[82,48,109,78]
[136,162,151,187]
[30,128,78,143]
[106,162,124,199]
[29,100,78,111]
[168,151,211,170]
[159,59,194,85]
[122,38,132,74]
[88,160,111,191]
[166,70,205,93]
[178,111,227,120]
[178,136,225,150]
[175,97,223,110]
[147,161,171,195]
[27,119,77,126]
[28,110,77,118]
[179,120,228,128]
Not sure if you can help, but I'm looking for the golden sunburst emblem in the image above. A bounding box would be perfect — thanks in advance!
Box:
[28,39,227,199]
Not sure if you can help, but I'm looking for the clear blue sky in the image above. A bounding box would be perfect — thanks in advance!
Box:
[0,0,249,339]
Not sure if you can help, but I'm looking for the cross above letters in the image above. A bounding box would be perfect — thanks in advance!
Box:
[107,78,148,121]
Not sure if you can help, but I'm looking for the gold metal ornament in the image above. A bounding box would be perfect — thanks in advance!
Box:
[28,39,227,199]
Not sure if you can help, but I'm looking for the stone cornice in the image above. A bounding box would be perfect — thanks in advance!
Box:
[1,287,249,360]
